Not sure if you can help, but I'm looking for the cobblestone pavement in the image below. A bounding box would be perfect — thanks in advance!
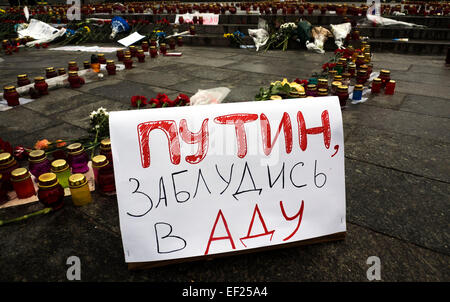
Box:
[0,45,449,282]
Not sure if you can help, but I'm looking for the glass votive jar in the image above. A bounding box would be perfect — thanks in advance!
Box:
[17,74,31,87]
[116,49,125,61]
[335,62,344,75]
[58,68,66,75]
[129,45,137,57]
[97,53,107,64]
[68,173,92,206]
[177,36,183,47]
[334,75,342,83]
[66,143,89,174]
[90,54,100,73]
[306,84,317,97]
[37,172,65,210]
[68,71,85,89]
[169,38,176,50]
[331,81,342,95]
[141,41,149,52]
[385,80,396,95]
[106,60,116,75]
[150,46,158,58]
[352,84,363,101]
[123,55,133,69]
[371,78,382,94]
[28,149,51,179]
[317,78,328,90]
[379,69,391,88]
[150,39,157,47]
[99,138,113,163]
[356,70,367,84]
[356,55,365,68]
[137,49,146,62]
[0,152,19,191]
[50,159,71,188]
[160,43,167,54]
[45,67,57,79]
[336,85,349,107]
[3,85,20,106]
[189,25,196,35]
[83,60,91,69]
[11,167,36,199]
[348,63,356,77]
[328,70,337,84]
[318,88,328,97]
[34,77,49,95]
[92,155,116,195]
[68,61,79,71]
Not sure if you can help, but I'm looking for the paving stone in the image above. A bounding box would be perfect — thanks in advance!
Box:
[77,79,180,106]
[361,92,407,110]
[342,105,450,143]
[0,107,60,146]
[400,94,450,118]
[21,89,98,116]
[168,77,234,94]
[408,64,450,76]
[57,98,129,129]
[345,126,450,183]
[178,65,242,81]
[345,158,450,255]
[19,123,88,149]
[395,80,450,99]
[116,68,190,87]
[246,223,449,281]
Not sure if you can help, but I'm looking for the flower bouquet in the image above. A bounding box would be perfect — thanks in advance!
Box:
[255,78,305,101]
[223,31,245,48]
[265,22,298,51]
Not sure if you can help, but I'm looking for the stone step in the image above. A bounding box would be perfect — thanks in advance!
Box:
[357,26,450,41]
[89,13,450,28]
[181,33,450,54]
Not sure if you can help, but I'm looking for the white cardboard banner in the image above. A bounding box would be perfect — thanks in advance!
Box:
[175,13,219,25]
[109,97,346,263]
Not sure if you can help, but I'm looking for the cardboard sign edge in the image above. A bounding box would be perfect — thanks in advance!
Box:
[127,231,346,270]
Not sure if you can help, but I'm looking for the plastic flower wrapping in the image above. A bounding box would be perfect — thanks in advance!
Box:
[110,16,130,39]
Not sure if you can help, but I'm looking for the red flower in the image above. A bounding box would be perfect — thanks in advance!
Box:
[130,95,147,108]
[149,98,162,108]
[322,62,336,71]
[13,146,29,160]
[174,93,190,106]
[156,93,175,107]
[0,138,13,154]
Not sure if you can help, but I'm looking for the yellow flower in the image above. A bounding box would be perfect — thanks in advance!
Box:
[84,26,91,33]
[0,9,5,13]
[289,82,305,93]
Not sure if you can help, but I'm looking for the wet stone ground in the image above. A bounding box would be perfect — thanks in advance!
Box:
[0,45,449,282]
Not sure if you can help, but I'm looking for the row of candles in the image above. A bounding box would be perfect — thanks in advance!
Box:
[0,139,115,209]
[6,1,447,17]
[2,35,187,107]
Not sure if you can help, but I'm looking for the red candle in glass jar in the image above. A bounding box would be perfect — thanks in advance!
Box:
[371,78,382,94]
[17,74,31,87]
[385,80,396,95]
[116,49,125,61]
[189,25,196,35]
[137,49,145,62]
[169,39,176,50]
[97,54,107,64]
[336,85,349,108]
[68,61,79,71]
[198,16,204,25]
[150,39,157,47]
[179,16,184,24]
[160,43,167,54]
[11,168,36,199]
[3,85,20,106]
[0,152,20,192]
[379,70,391,88]
[45,67,57,79]
[37,173,65,210]
[141,41,149,52]
[129,46,137,57]
[177,36,184,47]
[123,55,133,69]
[106,60,116,75]
[68,71,85,88]
[149,46,158,58]
[58,68,66,76]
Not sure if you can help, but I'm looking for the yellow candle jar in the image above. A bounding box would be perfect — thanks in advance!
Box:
[68,173,92,206]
